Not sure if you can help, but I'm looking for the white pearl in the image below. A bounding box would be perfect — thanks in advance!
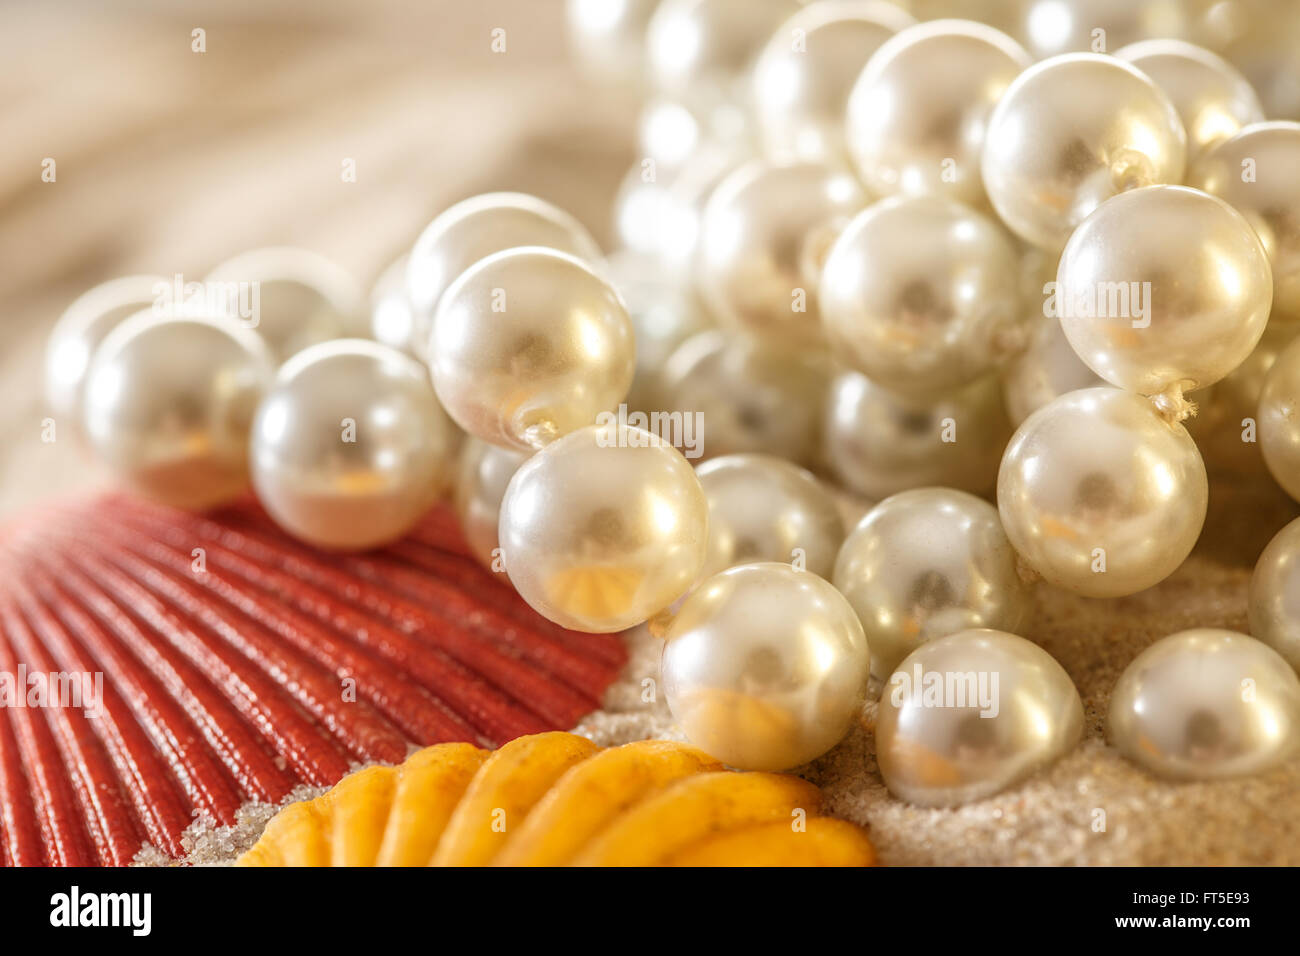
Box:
[1250,517,1300,673]
[564,0,659,90]
[1108,629,1300,780]
[44,274,167,431]
[1258,336,1300,503]
[1021,0,1193,60]
[846,19,1029,206]
[250,339,460,550]
[696,453,843,579]
[602,250,715,414]
[206,247,366,362]
[997,388,1207,598]
[407,193,602,354]
[982,54,1186,250]
[646,0,800,140]
[1187,320,1299,476]
[820,196,1024,396]
[835,489,1033,680]
[1003,314,1108,427]
[429,247,635,452]
[752,0,913,165]
[453,438,528,572]
[498,422,709,632]
[82,311,274,510]
[661,331,829,467]
[824,369,1011,501]
[1190,122,1300,325]
[875,628,1084,807]
[1117,39,1264,159]
[368,255,419,357]
[697,160,866,345]
[1056,185,1272,396]
[661,562,870,770]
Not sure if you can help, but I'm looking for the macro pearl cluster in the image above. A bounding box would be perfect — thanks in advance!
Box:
[46,0,1300,797]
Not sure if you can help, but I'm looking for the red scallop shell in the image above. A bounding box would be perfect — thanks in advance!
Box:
[0,494,626,866]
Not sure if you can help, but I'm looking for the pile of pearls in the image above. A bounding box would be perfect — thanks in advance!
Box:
[44,0,1300,800]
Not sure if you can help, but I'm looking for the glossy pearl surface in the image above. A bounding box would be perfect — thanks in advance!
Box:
[661,331,828,467]
[876,628,1084,807]
[696,454,843,579]
[1249,518,1300,673]
[1003,315,1108,427]
[453,438,529,572]
[206,247,366,362]
[661,562,870,771]
[1190,122,1300,325]
[1055,185,1272,396]
[1117,39,1264,159]
[407,192,602,354]
[564,0,659,89]
[646,0,800,134]
[45,274,167,428]
[752,1,913,164]
[820,196,1024,396]
[835,489,1033,679]
[846,19,1029,206]
[997,388,1207,598]
[368,254,419,356]
[429,247,635,452]
[250,339,459,551]
[1258,337,1300,503]
[825,369,1011,501]
[696,160,866,345]
[982,54,1186,250]
[82,311,274,510]
[1108,629,1300,780]
[498,422,709,633]
[1021,0,1193,60]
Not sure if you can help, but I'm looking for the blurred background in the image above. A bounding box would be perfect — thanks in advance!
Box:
[4,0,1299,517]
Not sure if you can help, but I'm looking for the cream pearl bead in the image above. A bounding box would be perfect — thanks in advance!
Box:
[250,339,459,551]
[1250,517,1300,673]
[206,247,366,362]
[1190,122,1300,325]
[1187,321,1300,476]
[1108,629,1300,780]
[453,438,528,572]
[997,388,1207,598]
[646,0,800,138]
[661,562,870,770]
[696,160,866,345]
[82,311,274,510]
[1258,336,1300,503]
[875,628,1084,807]
[1021,0,1193,60]
[696,454,843,579]
[1003,315,1108,427]
[661,331,828,467]
[406,192,602,355]
[564,0,658,90]
[429,247,635,452]
[498,422,708,633]
[751,1,913,165]
[820,195,1024,396]
[1055,185,1272,397]
[835,489,1033,680]
[981,54,1186,250]
[845,19,1029,206]
[1117,39,1264,159]
[368,255,419,357]
[603,250,715,415]
[825,369,1011,501]
[44,274,167,430]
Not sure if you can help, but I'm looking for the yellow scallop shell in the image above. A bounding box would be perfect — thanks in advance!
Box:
[237,731,877,867]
